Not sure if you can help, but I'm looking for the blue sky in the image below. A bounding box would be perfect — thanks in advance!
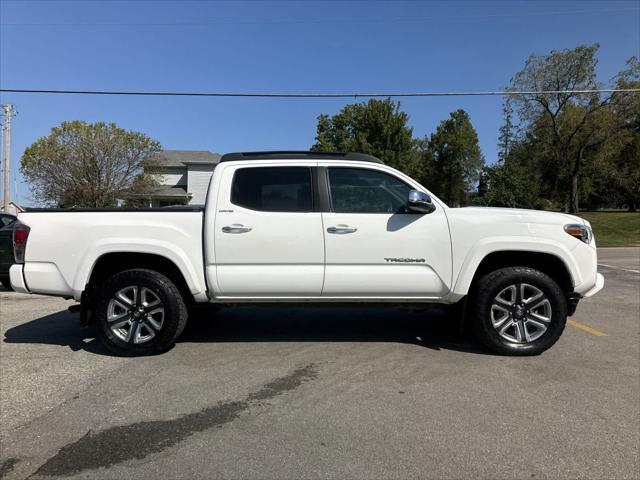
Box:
[1,0,638,206]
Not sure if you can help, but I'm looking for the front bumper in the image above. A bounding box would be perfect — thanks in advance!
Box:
[9,264,29,294]
[583,272,605,298]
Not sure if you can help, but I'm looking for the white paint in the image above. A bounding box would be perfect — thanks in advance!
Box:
[598,263,640,274]
[13,158,603,307]
[211,162,324,296]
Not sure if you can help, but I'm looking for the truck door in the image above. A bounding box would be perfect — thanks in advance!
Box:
[211,163,325,298]
[320,165,452,298]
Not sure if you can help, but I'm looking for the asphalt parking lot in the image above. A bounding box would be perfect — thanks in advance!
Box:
[1,248,638,479]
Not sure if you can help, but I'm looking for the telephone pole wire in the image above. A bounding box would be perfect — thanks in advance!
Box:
[2,104,14,212]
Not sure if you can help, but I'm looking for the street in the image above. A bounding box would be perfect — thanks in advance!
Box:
[1,248,638,479]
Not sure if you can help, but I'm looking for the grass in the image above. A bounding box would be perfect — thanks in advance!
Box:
[577,211,640,247]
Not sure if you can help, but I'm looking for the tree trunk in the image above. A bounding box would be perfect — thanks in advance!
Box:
[569,174,579,213]
[569,150,584,214]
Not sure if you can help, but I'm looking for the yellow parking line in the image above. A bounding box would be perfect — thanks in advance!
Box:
[567,319,608,337]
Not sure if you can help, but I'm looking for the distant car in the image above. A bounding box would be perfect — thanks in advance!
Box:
[0,213,17,290]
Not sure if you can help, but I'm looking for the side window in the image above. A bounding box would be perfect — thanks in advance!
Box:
[328,168,412,214]
[231,167,313,212]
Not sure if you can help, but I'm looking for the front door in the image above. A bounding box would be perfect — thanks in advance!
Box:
[213,164,324,297]
[320,165,452,298]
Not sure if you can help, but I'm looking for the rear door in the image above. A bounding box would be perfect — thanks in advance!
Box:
[320,165,452,298]
[212,163,325,297]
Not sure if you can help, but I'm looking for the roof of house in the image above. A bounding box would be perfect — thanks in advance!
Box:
[146,150,221,168]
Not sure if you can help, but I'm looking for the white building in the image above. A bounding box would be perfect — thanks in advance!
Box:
[139,150,221,207]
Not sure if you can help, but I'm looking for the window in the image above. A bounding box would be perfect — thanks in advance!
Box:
[231,167,313,212]
[328,168,412,214]
[0,215,15,227]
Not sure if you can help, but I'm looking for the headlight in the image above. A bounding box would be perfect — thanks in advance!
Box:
[564,224,592,244]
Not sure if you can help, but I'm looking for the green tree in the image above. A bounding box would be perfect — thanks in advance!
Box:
[507,44,627,213]
[608,57,640,211]
[311,98,421,178]
[497,99,515,163]
[21,121,160,207]
[426,109,484,206]
[479,141,544,209]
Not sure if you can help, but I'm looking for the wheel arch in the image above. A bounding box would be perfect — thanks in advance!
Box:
[467,250,574,295]
[86,252,194,304]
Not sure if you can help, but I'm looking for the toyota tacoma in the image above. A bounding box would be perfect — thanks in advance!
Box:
[10,151,604,356]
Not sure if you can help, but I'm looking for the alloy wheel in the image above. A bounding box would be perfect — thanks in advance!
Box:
[106,286,165,344]
[490,283,552,344]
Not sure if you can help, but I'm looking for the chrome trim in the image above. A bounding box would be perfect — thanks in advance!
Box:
[408,190,435,214]
[327,224,358,234]
[222,224,253,234]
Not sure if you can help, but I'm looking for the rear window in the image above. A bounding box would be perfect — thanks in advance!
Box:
[231,167,313,212]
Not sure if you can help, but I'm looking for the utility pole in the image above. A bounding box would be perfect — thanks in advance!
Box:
[2,104,13,211]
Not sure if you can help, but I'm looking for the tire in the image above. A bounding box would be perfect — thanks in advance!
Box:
[94,269,188,356]
[470,266,567,356]
[1,278,13,291]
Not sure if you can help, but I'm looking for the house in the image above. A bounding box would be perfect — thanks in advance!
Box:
[132,150,221,207]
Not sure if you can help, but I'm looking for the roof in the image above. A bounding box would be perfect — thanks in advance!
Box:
[219,151,384,164]
[146,150,221,168]
[125,186,192,198]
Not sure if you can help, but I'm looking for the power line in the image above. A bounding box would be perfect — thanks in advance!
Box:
[1,88,639,98]
[2,7,638,26]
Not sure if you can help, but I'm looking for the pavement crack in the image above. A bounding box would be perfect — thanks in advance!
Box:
[0,458,19,479]
[32,363,318,477]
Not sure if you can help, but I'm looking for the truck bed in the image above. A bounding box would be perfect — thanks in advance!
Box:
[13,209,207,301]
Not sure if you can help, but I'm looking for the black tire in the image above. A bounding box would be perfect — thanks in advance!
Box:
[470,266,567,356]
[95,269,188,356]
[1,279,13,291]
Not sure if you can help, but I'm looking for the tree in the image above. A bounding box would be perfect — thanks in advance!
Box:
[426,109,484,206]
[507,44,625,213]
[478,142,544,209]
[608,57,640,211]
[497,98,514,163]
[21,121,161,207]
[311,98,421,178]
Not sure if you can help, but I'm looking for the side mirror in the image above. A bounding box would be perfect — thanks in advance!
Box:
[408,190,436,214]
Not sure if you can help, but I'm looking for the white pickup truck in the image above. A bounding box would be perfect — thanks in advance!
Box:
[10,151,604,356]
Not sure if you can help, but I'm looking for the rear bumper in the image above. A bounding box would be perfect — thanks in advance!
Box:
[9,264,29,294]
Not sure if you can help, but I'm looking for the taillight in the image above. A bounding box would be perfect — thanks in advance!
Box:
[13,222,30,263]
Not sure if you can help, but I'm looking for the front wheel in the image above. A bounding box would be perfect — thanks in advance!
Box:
[95,269,188,356]
[470,266,567,356]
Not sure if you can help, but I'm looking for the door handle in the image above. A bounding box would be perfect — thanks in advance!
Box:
[327,224,357,234]
[222,224,252,234]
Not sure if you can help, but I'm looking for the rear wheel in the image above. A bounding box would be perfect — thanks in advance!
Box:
[0,279,13,291]
[95,269,188,356]
[471,266,567,356]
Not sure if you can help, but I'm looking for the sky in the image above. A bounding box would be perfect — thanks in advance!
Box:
[0,0,638,206]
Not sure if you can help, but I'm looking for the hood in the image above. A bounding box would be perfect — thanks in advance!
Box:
[451,207,585,225]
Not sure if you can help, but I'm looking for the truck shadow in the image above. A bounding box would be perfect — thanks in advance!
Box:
[3,305,491,356]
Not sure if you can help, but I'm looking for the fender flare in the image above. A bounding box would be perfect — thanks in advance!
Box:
[451,236,580,296]
[72,239,205,300]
